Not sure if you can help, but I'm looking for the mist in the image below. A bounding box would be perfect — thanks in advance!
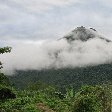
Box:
[1,34,112,75]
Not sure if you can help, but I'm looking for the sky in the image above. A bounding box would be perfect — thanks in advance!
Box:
[0,0,112,44]
[1,0,112,74]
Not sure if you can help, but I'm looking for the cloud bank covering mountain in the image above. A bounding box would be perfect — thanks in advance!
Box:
[1,27,112,75]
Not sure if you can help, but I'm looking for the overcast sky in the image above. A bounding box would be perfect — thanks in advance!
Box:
[1,0,112,74]
[0,0,112,43]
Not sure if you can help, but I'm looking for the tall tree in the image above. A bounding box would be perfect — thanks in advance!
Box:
[0,47,11,69]
[0,46,16,100]
[0,46,12,84]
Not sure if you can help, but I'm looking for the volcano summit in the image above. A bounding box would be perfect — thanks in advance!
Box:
[63,26,111,42]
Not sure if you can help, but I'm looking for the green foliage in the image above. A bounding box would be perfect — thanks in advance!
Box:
[0,46,16,102]
[9,63,112,90]
[0,46,11,69]
[65,86,74,99]
[0,88,72,112]
[73,95,100,112]
[0,73,10,86]
[0,47,11,54]
[26,81,53,91]
[0,85,16,101]
[0,84,111,112]
[73,85,111,112]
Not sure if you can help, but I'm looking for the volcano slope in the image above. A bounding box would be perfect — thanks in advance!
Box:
[8,26,112,90]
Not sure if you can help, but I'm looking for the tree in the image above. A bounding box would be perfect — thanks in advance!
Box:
[0,46,11,69]
[0,46,11,85]
[0,46,16,100]
[0,73,10,86]
[0,46,12,85]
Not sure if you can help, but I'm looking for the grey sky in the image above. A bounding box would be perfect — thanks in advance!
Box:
[0,0,112,42]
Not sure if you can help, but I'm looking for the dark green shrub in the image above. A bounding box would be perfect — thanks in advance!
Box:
[0,73,10,86]
[73,85,111,112]
[73,95,101,112]
[0,85,16,100]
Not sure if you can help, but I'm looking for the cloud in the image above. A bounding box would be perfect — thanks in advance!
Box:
[0,0,112,41]
[1,0,81,13]
[1,30,112,75]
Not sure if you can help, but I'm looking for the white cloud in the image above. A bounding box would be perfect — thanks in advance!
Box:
[3,0,81,13]
[0,0,112,40]
[1,29,112,75]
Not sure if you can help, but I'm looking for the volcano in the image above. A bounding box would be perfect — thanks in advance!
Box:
[8,27,112,90]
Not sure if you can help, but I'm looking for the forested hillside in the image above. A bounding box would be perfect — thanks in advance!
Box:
[9,63,112,91]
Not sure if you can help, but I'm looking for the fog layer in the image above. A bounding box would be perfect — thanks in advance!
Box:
[1,36,112,75]
[1,27,112,75]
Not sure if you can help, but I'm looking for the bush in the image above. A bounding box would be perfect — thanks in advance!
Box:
[0,85,16,101]
[0,73,10,86]
[73,95,101,112]
[73,85,111,112]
